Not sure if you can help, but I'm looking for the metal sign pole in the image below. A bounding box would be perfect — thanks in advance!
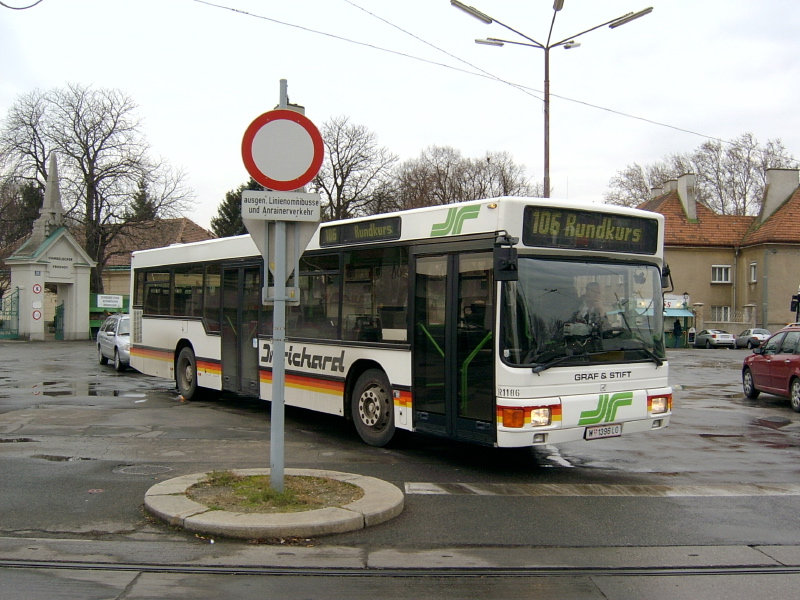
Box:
[240,79,323,493]
[268,80,290,492]
[270,220,287,492]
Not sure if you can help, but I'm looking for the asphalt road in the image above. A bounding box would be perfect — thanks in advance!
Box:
[2,340,800,598]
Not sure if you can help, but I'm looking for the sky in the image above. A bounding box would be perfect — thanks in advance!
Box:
[2,0,800,230]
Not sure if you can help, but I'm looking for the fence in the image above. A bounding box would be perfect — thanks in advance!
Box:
[0,288,19,339]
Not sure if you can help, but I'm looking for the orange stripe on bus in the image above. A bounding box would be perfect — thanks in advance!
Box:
[131,348,221,374]
[394,390,412,408]
[259,370,344,396]
[130,347,171,361]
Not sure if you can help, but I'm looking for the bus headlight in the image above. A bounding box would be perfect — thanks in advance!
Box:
[648,394,671,414]
[501,407,552,428]
[530,408,551,427]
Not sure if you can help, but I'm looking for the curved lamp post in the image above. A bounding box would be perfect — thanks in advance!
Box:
[451,0,653,198]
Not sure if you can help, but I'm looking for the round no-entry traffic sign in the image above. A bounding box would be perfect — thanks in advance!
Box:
[241,109,324,192]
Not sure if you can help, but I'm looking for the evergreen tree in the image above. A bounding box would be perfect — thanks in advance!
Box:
[211,178,262,237]
[125,179,159,221]
[0,180,43,247]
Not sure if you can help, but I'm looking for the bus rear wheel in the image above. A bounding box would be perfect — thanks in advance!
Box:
[176,347,198,400]
[352,369,395,447]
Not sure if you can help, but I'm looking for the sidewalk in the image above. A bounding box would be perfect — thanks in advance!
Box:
[1,537,799,571]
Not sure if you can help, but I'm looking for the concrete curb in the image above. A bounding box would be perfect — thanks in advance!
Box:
[144,468,404,540]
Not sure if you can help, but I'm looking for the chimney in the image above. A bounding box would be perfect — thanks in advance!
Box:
[650,186,663,199]
[663,179,677,193]
[761,168,799,223]
[677,173,697,221]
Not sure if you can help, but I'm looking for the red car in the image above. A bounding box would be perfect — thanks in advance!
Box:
[742,325,800,412]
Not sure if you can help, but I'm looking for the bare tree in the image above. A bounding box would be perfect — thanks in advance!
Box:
[394,146,466,210]
[313,116,397,221]
[603,163,652,208]
[393,145,537,210]
[470,151,539,198]
[0,83,193,292]
[604,133,797,214]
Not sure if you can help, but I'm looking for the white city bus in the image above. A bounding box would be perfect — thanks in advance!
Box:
[130,197,672,447]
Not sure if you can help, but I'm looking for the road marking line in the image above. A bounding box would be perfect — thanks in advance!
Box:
[403,482,800,497]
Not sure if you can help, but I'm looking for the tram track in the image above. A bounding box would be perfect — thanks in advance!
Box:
[3,558,800,578]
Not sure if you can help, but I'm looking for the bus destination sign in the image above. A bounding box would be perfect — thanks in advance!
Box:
[522,206,658,255]
[320,217,402,247]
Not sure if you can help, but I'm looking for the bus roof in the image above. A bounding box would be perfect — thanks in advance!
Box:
[132,197,663,268]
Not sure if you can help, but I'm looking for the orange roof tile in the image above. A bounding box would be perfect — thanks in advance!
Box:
[742,187,800,246]
[638,191,754,247]
[104,218,215,267]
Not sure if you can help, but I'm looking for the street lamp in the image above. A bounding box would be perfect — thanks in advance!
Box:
[451,0,653,198]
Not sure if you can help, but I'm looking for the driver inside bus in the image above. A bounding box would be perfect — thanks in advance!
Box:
[574,282,611,331]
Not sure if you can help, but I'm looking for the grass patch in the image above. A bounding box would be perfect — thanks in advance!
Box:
[187,471,364,514]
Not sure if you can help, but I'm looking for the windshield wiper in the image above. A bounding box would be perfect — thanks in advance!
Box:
[531,344,663,373]
[613,342,663,367]
[634,344,663,367]
[531,350,606,374]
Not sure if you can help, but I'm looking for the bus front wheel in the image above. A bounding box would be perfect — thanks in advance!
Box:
[176,347,198,400]
[352,369,395,447]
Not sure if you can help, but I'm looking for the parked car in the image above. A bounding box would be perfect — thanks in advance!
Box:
[742,324,800,411]
[97,313,131,372]
[693,329,736,349]
[735,328,771,349]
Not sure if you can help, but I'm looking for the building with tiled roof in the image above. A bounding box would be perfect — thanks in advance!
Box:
[100,218,215,295]
[638,170,800,335]
[1,217,214,335]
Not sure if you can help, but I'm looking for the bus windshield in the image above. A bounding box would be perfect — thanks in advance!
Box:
[501,257,666,369]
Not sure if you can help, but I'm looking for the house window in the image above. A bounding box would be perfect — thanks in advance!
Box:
[711,265,731,283]
[749,263,757,283]
[711,306,731,321]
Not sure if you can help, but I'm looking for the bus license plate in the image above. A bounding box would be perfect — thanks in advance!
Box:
[585,424,622,440]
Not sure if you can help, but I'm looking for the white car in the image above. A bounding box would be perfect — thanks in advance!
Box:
[97,314,131,371]
[735,328,771,349]
[693,329,736,349]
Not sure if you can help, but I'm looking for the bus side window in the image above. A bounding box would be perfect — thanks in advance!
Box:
[143,270,170,315]
[204,264,221,332]
[379,306,407,342]
[293,255,340,340]
[349,314,381,342]
[173,266,204,318]
[342,247,408,344]
[291,277,338,339]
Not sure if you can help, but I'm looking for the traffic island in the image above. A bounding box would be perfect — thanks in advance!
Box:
[144,468,404,540]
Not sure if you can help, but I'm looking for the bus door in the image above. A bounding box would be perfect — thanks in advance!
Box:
[221,265,261,395]
[412,251,495,444]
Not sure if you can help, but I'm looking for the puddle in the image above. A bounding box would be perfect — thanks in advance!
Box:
[113,464,173,475]
[756,416,791,430]
[32,454,95,462]
[0,437,35,443]
[34,381,147,398]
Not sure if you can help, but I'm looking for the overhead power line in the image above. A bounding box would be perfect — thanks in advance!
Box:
[0,0,45,9]
[191,0,726,144]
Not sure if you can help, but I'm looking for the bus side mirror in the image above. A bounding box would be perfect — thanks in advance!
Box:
[494,247,518,281]
[661,263,672,290]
